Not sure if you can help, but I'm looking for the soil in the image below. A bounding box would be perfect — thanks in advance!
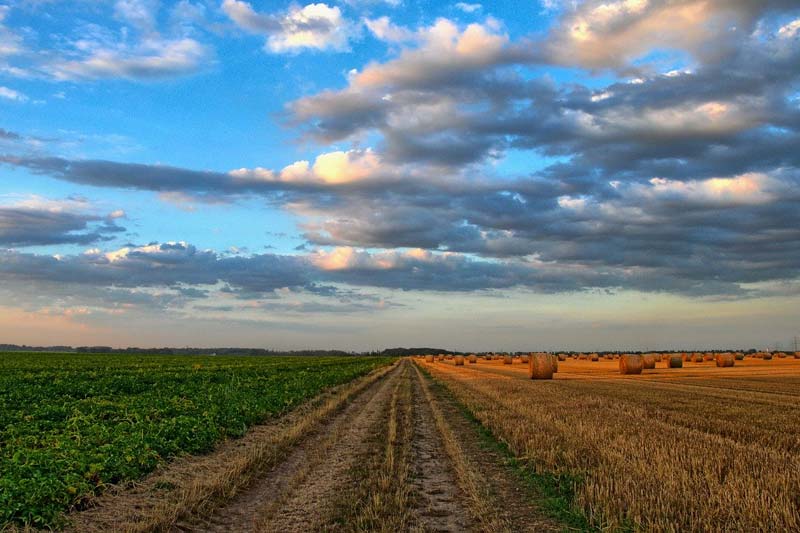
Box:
[65,359,561,532]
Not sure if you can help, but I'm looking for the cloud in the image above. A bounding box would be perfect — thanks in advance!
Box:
[223,1,356,52]
[364,16,415,43]
[46,38,210,81]
[455,3,482,14]
[0,86,27,101]
[0,196,125,247]
[1,2,211,82]
[541,0,798,70]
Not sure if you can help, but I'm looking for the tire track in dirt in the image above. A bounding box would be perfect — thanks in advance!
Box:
[407,365,476,532]
[181,362,405,533]
[69,359,564,533]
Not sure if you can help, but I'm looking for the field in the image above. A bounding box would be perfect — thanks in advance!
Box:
[422,355,800,532]
[3,352,800,532]
[0,353,392,528]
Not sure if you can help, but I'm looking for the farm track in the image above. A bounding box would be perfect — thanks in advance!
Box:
[65,358,560,532]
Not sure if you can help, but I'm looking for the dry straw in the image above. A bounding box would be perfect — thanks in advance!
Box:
[550,354,559,374]
[715,353,735,367]
[619,354,644,375]
[528,353,554,379]
[503,355,513,365]
[667,355,683,368]
[642,354,656,369]
[468,354,477,364]
[425,355,434,363]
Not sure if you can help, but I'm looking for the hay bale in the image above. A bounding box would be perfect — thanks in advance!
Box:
[692,353,704,363]
[425,355,434,363]
[715,353,735,367]
[454,355,465,366]
[763,352,773,360]
[590,353,599,362]
[795,352,800,359]
[550,354,559,374]
[619,354,643,375]
[703,353,714,362]
[557,353,567,361]
[468,354,477,364]
[734,352,745,360]
[528,353,554,379]
[503,355,513,365]
[667,355,683,368]
[642,354,656,369]
[578,353,588,360]
[520,355,529,363]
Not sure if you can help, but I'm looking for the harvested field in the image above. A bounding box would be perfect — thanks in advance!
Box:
[420,355,800,531]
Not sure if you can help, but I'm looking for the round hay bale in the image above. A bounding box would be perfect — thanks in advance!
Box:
[528,353,554,379]
[520,355,529,363]
[692,354,704,363]
[425,355,434,363]
[654,354,663,363]
[642,354,656,369]
[795,352,800,359]
[667,355,683,368]
[682,353,690,361]
[703,353,714,362]
[590,353,599,362]
[715,353,735,367]
[550,354,559,374]
[454,355,465,366]
[619,354,643,375]
[776,352,787,358]
[557,353,567,361]
[734,352,745,360]
[503,355,513,365]
[763,352,773,360]
[468,354,477,364]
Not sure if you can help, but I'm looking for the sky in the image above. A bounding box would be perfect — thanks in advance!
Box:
[0,0,799,351]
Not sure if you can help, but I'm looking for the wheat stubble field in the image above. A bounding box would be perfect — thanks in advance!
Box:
[5,353,800,532]
[421,354,800,532]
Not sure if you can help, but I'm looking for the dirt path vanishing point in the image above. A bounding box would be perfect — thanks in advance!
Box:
[67,359,562,533]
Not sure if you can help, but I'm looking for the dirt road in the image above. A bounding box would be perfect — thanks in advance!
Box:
[68,359,560,532]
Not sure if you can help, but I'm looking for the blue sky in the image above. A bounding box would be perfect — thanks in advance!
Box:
[0,0,799,350]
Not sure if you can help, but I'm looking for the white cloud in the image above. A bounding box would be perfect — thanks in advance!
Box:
[645,173,776,205]
[778,19,800,39]
[230,148,383,185]
[0,85,27,101]
[544,0,761,69]
[114,0,159,33]
[223,1,356,53]
[455,3,482,13]
[365,16,414,43]
[46,38,209,81]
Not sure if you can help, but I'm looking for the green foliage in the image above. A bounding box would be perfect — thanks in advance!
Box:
[0,352,391,528]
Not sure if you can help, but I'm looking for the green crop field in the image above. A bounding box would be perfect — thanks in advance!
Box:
[0,352,393,528]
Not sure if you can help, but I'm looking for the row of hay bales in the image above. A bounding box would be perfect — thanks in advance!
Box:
[416,351,800,377]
